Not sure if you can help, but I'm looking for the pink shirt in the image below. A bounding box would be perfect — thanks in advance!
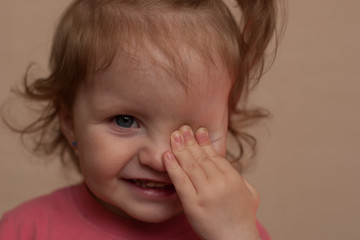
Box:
[0,183,271,239]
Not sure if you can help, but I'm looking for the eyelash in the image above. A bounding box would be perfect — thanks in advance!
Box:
[110,116,220,142]
[112,115,140,129]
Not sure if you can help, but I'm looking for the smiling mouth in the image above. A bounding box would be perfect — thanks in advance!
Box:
[128,179,175,190]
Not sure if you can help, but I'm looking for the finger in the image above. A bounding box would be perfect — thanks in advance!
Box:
[195,127,232,172]
[180,126,220,178]
[170,129,207,189]
[163,151,197,204]
[195,127,219,158]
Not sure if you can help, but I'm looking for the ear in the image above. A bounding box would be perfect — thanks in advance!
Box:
[58,105,76,146]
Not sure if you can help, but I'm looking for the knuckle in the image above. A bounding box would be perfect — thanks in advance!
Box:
[185,161,198,172]
[177,175,188,186]
[211,177,227,189]
[194,155,208,163]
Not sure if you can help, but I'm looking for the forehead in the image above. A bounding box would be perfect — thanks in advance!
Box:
[83,4,238,90]
[89,44,231,104]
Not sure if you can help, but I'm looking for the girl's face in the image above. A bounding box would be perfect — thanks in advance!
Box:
[62,48,232,223]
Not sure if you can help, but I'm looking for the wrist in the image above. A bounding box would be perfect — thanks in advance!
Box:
[202,225,261,240]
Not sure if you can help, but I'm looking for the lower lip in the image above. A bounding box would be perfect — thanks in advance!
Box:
[123,179,178,200]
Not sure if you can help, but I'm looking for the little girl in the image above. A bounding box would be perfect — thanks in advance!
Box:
[0,0,281,239]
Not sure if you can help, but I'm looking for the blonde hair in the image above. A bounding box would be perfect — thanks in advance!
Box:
[3,0,281,171]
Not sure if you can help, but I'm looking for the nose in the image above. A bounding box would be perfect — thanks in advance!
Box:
[138,136,171,172]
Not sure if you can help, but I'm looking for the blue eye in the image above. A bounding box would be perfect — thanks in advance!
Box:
[114,115,139,128]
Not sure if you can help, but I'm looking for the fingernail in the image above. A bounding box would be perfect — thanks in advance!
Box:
[197,128,208,140]
[182,127,193,142]
[164,152,174,161]
[171,132,183,145]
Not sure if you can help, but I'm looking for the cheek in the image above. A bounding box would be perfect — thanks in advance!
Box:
[212,138,227,157]
[213,118,229,158]
[77,133,135,178]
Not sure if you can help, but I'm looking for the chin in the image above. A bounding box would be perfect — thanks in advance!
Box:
[137,214,178,223]
[128,207,183,223]
[99,199,183,223]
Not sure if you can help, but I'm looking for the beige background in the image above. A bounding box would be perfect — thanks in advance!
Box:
[1,1,359,239]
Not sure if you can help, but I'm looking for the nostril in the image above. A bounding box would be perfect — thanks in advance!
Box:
[138,149,167,172]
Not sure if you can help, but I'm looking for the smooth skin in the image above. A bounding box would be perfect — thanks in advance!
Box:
[60,45,260,239]
[59,48,231,224]
[163,126,260,240]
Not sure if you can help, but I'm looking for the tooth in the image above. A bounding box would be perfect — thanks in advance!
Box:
[132,179,171,188]
[147,182,156,187]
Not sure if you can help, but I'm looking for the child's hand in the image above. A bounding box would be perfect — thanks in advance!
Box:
[163,125,261,240]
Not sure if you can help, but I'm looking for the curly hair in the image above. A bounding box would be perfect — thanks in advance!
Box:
[2,0,282,172]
